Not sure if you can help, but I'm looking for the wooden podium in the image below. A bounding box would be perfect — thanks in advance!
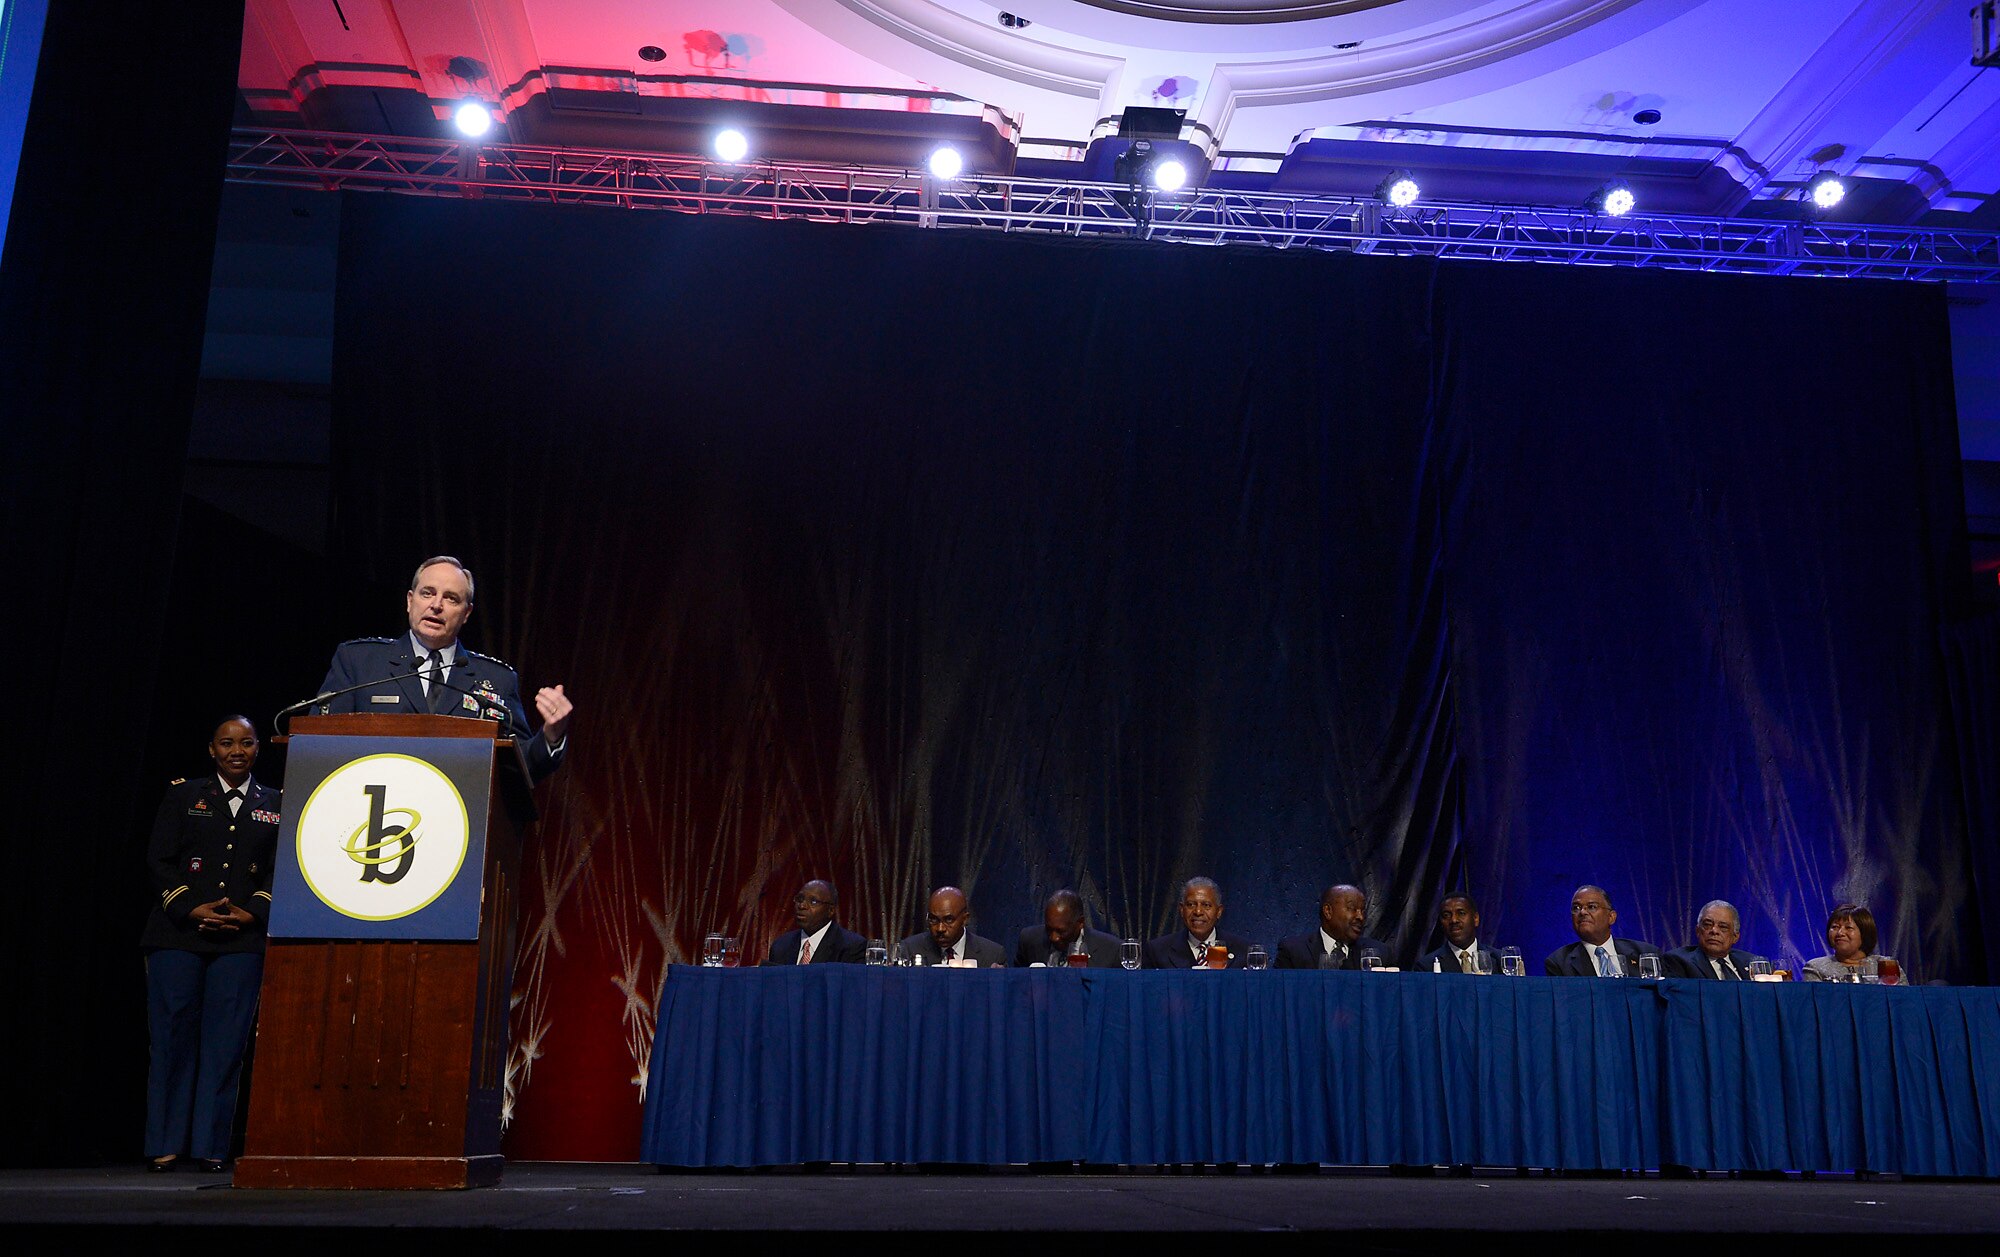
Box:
[234,714,536,1189]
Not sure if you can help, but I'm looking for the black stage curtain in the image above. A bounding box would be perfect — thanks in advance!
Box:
[1943,613,2000,981]
[0,1,245,1164]
[329,195,1975,1159]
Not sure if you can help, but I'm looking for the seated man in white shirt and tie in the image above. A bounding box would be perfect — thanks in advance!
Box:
[764,879,868,965]
[1140,877,1254,968]
[1662,900,1767,980]
[898,886,1007,966]
[1274,884,1390,970]
[1544,884,1660,976]
[1418,893,1501,973]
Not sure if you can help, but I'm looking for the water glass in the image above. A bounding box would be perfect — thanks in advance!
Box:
[1747,959,1774,979]
[701,933,724,967]
[1360,949,1383,972]
[1860,956,1882,984]
[865,939,889,966]
[1470,950,1495,976]
[1120,939,1141,970]
[1500,947,1524,977]
[1636,953,1663,980]
[1246,944,1269,970]
[719,937,741,968]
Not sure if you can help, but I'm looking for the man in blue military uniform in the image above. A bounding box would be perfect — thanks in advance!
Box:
[316,555,574,782]
[141,716,282,1171]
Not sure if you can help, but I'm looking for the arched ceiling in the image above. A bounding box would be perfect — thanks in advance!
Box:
[237,0,2000,224]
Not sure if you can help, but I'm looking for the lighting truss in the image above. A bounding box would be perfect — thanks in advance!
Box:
[226,129,2000,285]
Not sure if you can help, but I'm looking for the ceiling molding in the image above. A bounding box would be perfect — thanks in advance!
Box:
[1074,0,1401,21]
[1712,0,1949,214]
[1208,0,1661,101]
[1913,93,2000,213]
[778,0,1124,99]
[1195,0,1685,148]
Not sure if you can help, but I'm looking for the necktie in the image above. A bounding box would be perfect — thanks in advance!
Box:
[1458,949,1474,972]
[225,788,244,817]
[1717,957,1740,980]
[419,650,448,713]
[798,938,812,965]
[1594,945,1614,976]
[942,944,955,965]
[1322,944,1344,970]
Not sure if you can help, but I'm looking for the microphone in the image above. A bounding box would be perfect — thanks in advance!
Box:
[274,654,530,738]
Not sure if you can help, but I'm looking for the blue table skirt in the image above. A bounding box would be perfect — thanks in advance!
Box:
[641,966,2000,1174]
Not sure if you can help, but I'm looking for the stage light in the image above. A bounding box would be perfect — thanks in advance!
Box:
[453,102,493,139]
[1591,182,1636,217]
[927,147,965,180]
[1377,171,1421,208]
[713,129,750,163]
[1151,158,1188,192]
[1810,172,1846,210]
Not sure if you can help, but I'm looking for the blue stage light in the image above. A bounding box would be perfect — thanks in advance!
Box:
[1378,171,1420,208]
[1811,172,1846,210]
[1592,182,1636,217]
[714,129,750,163]
[453,102,493,139]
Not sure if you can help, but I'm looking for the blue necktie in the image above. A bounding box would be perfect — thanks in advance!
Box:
[1595,944,1614,976]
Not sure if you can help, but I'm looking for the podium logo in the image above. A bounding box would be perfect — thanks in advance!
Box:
[296,753,470,921]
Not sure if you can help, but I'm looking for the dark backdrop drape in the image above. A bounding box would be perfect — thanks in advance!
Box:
[1943,613,2000,981]
[328,194,1974,1160]
[0,0,245,1166]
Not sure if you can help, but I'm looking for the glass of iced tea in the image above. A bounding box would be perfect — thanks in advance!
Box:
[1877,956,1902,986]
[1206,943,1229,969]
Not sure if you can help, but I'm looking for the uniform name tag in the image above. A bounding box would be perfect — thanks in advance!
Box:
[370,695,401,704]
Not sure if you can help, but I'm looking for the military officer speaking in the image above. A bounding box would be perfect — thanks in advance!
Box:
[314,555,574,782]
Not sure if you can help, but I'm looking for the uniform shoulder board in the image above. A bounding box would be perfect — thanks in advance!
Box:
[168,777,187,786]
[339,636,397,646]
[463,648,516,671]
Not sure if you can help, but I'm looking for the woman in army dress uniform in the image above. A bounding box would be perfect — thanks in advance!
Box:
[140,716,281,1171]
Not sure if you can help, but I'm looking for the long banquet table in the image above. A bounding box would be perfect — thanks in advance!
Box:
[640,966,2000,1175]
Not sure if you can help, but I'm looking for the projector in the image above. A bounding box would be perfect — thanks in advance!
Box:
[1979,2,2000,68]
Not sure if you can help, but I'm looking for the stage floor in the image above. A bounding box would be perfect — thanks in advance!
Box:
[4,1162,1998,1251]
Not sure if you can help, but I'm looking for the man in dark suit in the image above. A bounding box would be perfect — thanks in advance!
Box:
[1275,884,1390,970]
[764,879,867,965]
[1013,888,1123,967]
[1418,892,1501,974]
[899,885,1007,966]
[1141,876,1253,968]
[1662,900,1767,980]
[315,555,574,782]
[1545,884,1660,976]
